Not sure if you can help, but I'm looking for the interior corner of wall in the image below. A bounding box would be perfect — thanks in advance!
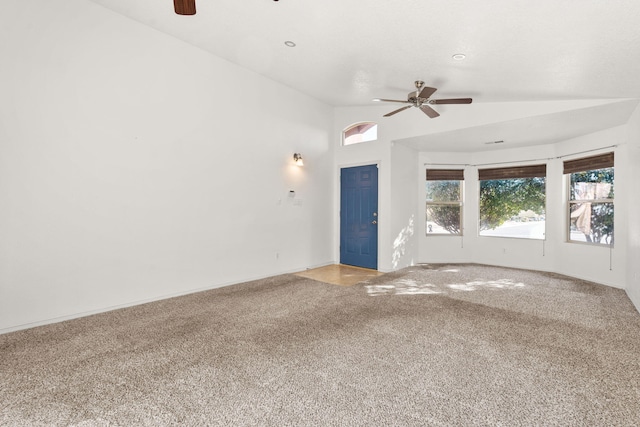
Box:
[627,288,640,315]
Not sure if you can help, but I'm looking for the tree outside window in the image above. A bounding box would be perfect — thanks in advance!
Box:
[426,169,463,236]
[568,167,614,245]
[478,165,546,240]
[563,153,614,246]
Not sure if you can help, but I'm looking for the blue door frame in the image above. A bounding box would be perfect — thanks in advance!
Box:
[340,164,378,270]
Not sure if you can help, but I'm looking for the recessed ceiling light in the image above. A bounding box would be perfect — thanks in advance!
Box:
[284,41,296,47]
[452,53,466,60]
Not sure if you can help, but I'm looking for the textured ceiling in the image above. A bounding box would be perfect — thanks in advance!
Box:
[397,99,640,152]
[85,0,640,107]
[82,0,640,152]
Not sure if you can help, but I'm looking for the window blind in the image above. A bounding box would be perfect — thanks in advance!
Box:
[563,152,614,174]
[478,164,546,180]
[426,169,464,181]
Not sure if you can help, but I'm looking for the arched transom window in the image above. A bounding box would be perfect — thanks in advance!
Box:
[342,122,378,146]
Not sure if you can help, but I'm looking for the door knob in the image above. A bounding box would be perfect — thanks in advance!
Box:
[372,220,377,224]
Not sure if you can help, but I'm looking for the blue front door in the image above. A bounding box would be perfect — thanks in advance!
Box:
[340,165,378,269]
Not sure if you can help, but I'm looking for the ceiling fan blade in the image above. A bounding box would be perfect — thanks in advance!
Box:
[420,105,440,118]
[384,105,412,117]
[418,86,437,99]
[174,0,196,15]
[432,98,473,104]
[373,98,411,104]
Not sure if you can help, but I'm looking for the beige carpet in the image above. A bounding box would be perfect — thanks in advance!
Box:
[1,264,639,426]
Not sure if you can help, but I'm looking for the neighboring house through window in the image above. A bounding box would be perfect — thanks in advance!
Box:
[343,122,377,146]
[564,152,614,245]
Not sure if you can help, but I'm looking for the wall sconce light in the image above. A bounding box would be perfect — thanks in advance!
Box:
[293,153,304,166]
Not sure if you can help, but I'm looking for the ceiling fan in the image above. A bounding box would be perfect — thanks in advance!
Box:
[174,0,279,15]
[174,0,196,15]
[373,81,472,118]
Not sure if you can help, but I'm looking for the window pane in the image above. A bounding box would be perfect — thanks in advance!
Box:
[479,177,545,240]
[427,205,461,235]
[343,122,378,145]
[570,167,614,200]
[569,202,614,245]
[426,180,460,202]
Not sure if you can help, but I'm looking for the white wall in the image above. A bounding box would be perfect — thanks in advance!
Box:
[0,0,334,333]
[625,105,640,311]
[553,128,628,286]
[334,101,635,292]
[419,152,474,263]
[418,128,628,288]
[389,143,419,270]
[333,108,412,272]
[420,146,557,272]
[333,99,632,273]
[4,2,638,334]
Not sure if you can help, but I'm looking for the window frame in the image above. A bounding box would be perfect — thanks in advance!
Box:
[477,164,547,240]
[564,153,614,247]
[342,122,378,146]
[425,169,464,236]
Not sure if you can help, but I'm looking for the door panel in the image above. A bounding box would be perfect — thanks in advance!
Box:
[340,165,378,269]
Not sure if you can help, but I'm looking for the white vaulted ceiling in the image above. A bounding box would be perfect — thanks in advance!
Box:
[84,0,640,106]
[84,0,640,149]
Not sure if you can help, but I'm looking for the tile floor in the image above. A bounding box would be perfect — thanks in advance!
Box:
[294,264,384,286]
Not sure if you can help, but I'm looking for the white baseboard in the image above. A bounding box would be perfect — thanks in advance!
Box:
[418,259,625,289]
[4,259,632,335]
[0,261,336,336]
[627,289,640,314]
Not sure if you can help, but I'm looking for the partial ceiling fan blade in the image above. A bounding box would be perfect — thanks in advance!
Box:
[174,0,196,15]
[420,105,440,118]
[384,105,412,117]
[418,86,437,99]
[432,98,473,104]
[373,98,411,104]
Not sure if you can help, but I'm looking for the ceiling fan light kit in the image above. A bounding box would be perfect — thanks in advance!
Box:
[174,0,196,15]
[374,80,472,118]
[173,0,280,15]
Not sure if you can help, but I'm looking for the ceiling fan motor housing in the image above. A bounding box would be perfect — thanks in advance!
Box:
[376,80,472,118]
